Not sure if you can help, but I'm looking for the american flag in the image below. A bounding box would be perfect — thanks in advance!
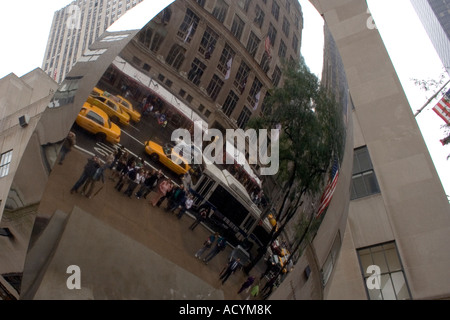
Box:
[316,158,340,218]
[432,88,450,125]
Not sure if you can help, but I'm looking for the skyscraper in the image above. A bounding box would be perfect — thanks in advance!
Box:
[411,0,450,74]
[42,0,144,83]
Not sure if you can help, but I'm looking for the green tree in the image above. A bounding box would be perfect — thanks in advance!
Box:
[244,58,345,273]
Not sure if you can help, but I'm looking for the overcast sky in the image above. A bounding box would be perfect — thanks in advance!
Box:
[0,0,449,196]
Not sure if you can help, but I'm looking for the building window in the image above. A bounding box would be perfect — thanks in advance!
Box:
[254,5,265,28]
[234,61,250,94]
[278,39,286,59]
[267,23,277,47]
[320,232,342,287]
[261,92,270,113]
[199,26,218,58]
[177,9,199,43]
[294,15,300,29]
[246,31,260,58]
[238,0,251,12]
[357,242,412,300]
[160,7,172,24]
[138,25,166,53]
[272,65,281,87]
[196,0,206,7]
[271,0,280,21]
[260,51,271,74]
[212,0,229,23]
[206,74,224,101]
[231,14,245,41]
[292,34,299,53]
[282,16,290,37]
[247,77,262,107]
[143,63,151,72]
[217,44,236,77]
[166,44,186,71]
[223,90,239,117]
[0,150,13,178]
[237,107,252,129]
[188,58,206,86]
[351,146,380,200]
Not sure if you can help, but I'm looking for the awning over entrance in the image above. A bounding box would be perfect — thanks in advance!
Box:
[112,56,208,131]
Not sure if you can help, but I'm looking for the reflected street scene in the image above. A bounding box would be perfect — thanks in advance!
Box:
[0,0,353,300]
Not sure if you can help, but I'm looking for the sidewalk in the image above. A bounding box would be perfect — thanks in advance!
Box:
[36,149,267,300]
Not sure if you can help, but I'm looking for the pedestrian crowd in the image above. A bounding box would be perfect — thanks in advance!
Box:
[66,144,280,300]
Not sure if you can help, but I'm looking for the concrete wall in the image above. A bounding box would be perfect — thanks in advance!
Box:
[0,69,58,220]
[310,0,450,300]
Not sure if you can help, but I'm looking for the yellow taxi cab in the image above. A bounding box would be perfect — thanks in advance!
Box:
[266,214,278,231]
[144,140,192,177]
[91,87,104,97]
[76,102,121,144]
[86,95,130,126]
[116,95,141,123]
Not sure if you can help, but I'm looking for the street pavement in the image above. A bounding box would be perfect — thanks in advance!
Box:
[35,148,268,300]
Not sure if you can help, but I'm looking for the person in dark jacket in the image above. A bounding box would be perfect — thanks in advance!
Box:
[70,156,100,194]
[58,131,76,165]
[219,258,241,284]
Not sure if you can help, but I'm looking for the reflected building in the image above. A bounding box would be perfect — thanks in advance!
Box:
[42,0,144,84]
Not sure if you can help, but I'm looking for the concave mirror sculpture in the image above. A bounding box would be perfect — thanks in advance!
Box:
[0,0,351,300]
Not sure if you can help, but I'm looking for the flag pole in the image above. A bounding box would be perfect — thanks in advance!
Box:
[414,79,450,117]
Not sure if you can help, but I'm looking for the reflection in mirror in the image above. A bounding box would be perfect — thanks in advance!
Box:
[0,0,352,300]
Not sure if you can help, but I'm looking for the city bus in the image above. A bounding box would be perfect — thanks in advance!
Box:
[187,160,273,254]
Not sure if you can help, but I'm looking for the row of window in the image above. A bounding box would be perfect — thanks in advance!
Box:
[197,0,300,56]
[318,146,409,300]
[136,4,294,128]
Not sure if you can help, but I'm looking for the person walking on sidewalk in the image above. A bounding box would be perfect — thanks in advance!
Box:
[167,184,186,212]
[124,168,144,197]
[58,131,76,165]
[219,258,241,284]
[238,275,256,294]
[195,232,218,259]
[150,178,172,207]
[136,169,160,199]
[70,156,100,194]
[155,181,174,207]
[82,159,107,199]
[114,162,135,192]
[203,235,227,264]
[189,205,211,231]
[177,193,193,219]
